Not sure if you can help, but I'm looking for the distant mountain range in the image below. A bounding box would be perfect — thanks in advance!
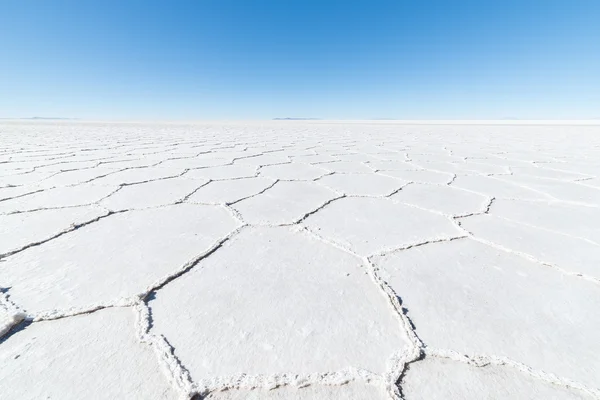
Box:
[273,117,321,120]
[25,117,78,120]
[0,117,78,120]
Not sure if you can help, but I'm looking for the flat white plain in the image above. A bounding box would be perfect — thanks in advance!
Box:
[1,121,599,400]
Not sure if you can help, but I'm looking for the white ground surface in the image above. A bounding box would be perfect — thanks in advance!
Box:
[1,121,599,399]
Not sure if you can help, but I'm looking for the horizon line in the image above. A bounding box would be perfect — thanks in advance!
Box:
[2,118,600,126]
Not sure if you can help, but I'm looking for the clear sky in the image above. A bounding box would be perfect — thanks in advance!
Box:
[1,0,599,120]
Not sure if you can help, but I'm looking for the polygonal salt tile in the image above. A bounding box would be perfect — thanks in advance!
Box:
[0,184,117,214]
[0,170,60,187]
[489,199,600,243]
[391,184,488,216]
[279,148,315,157]
[410,154,464,163]
[89,167,185,186]
[364,160,412,171]
[150,226,408,377]
[232,181,337,224]
[0,164,33,175]
[378,169,453,184]
[313,147,346,156]
[100,158,160,169]
[374,238,600,387]
[375,153,407,161]
[36,160,102,173]
[0,206,107,256]
[259,163,329,180]
[410,161,469,175]
[126,147,178,157]
[468,157,535,169]
[401,357,588,400]
[158,156,232,170]
[510,166,592,181]
[0,308,177,400]
[187,177,275,205]
[315,161,374,174]
[211,144,251,152]
[499,175,600,205]
[2,204,240,314]
[291,154,338,163]
[236,154,290,166]
[334,153,382,163]
[504,152,558,164]
[378,144,407,153]
[317,173,407,196]
[0,185,42,201]
[460,161,511,175]
[35,165,121,188]
[451,175,553,200]
[533,161,600,176]
[205,383,386,399]
[185,164,257,180]
[459,214,600,278]
[99,177,203,211]
[304,197,463,256]
[5,164,58,176]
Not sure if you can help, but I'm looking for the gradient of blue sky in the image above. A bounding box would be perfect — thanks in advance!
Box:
[1,0,599,119]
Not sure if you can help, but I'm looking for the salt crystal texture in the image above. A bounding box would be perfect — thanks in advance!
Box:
[1,121,599,399]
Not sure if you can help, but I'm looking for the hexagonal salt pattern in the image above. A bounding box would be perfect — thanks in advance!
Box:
[2,204,240,314]
[0,308,177,400]
[99,177,205,211]
[259,162,330,180]
[317,173,407,196]
[314,161,374,174]
[451,175,554,200]
[488,198,600,243]
[391,183,489,216]
[0,183,118,213]
[401,356,589,400]
[304,197,464,256]
[459,213,600,278]
[378,169,453,184]
[232,181,338,224]
[150,226,408,378]
[184,164,258,180]
[1,121,600,399]
[88,166,186,186]
[499,174,600,205]
[0,206,107,257]
[187,177,276,204]
[374,238,600,388]
[35,165,123,188]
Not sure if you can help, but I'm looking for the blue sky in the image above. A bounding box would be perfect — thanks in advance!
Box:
[1,0,599,119]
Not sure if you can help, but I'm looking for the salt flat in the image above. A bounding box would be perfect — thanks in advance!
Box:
[1,120,599,399]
